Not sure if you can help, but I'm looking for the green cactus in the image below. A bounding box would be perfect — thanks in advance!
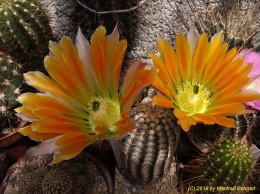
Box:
[185,139,252,192]
[0,52,23,128]
[0,0,52,64]
[120,97,181,187]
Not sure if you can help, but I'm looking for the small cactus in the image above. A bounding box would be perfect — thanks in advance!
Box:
[184,139,253,191]
[0,0,52,64]
[120,97,181,188]
[0,52,23,128]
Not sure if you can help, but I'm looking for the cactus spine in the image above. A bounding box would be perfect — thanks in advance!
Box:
[121,97,181,187]
[0,52,23,127]
[0,0,52,63]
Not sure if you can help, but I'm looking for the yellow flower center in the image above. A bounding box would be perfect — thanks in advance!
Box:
[87,97,121,136]
[176,80,211,115]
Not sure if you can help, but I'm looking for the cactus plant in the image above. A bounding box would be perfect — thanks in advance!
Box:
[0,52,23,129]
[120,96,181,188]
[192,0,260,50]
[0,0,53,65]
[183,138,253,192]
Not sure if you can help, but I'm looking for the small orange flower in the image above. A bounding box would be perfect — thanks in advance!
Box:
[149,27,260,132]
[16,26,157,163]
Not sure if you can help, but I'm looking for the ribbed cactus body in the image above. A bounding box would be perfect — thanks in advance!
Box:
[121,97,180,187]
[198,139,252,187]
[0,0,52,63]
[0,52,23,124]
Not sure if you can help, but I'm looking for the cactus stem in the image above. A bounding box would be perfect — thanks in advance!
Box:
[76,0,147,14]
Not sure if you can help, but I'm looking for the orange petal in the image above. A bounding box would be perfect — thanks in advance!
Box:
[24,71,83,106]
[59,36,93,99]
[15,106,36,119]
[192,114,216,125]
[90,26,108,89]
[207,103,245,116]
[31,120,85,134]
[18,93,82,117]
[153,95,175,108]
[173,108,187,119]
[202,43,228,86]
[156,38,181,85]
[207,33,224,62]
[53,141,93,164]
[24,71,66,97]
[214,116,236,128]
[175,34,191,81]
[192,33,209,81]
[32,109,74,123]
[113,111,135,139]
[210,58,251,92]
[153,78,175,99]
[148,52,171,84]
[120,61,158,111]
[75,28,101,94]
[44,55,88,100]
[55,132,95,146]
[19,124,58,141]
[53,133,97,163]
[215,90,260,105]
[107,26,127,98]
[177,116,196,132]
[212,77,250,101]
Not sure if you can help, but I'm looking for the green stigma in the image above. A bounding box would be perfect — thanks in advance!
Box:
[176,80,211,115]
[88,97,121,136]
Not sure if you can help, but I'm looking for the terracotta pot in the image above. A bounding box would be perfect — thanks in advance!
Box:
[0,149,9,184]
[0,121,36,165]
[0,121,26,148]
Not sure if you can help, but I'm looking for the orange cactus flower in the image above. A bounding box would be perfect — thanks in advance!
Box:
[16,26,157,163]
[149,27,260,132]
